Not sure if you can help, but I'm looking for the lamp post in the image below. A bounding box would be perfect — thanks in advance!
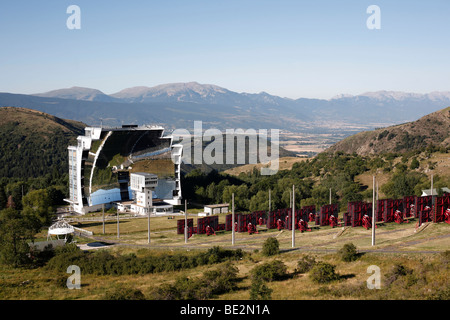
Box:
[117,209,120,239]
[102,203,105,234]
[372,176,376,246]
[184,199,188,244]
[232,193,235,246]
[292,185,295,248]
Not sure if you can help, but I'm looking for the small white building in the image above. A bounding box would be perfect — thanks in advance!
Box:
[421,187,450,196]
[204,204,229,215]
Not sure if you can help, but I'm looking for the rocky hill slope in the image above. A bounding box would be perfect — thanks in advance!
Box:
[326,107,450,155]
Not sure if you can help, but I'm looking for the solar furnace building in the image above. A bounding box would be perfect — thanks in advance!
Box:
[65,125,182,215]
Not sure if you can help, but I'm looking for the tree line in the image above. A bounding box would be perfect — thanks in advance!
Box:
[182,148,450,213]
[0,175,64,267]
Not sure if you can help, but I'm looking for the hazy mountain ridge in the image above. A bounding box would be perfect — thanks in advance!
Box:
[1,82,448,133]
[33,86,121,103]
[34,82,450,106]
[344,90,450,102]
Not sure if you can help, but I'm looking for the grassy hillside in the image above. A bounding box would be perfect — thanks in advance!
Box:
[327,107,450,155]
[0,107,86,178]
[224,156,308,176]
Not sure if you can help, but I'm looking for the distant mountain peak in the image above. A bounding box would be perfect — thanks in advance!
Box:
[330,90,450,101]
[110,82,235,103]
[330,93,354,100]
[33,86,118,102]
[359,91,426,100]
[35,86,105,95]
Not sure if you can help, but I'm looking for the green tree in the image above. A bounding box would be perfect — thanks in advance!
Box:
[0,208,36,267]
[22,189,54,227]
[206,182,217,203]
[0,185,6,210]
[249,190,269,212]
[251,260,287,282]
[296,255,317,274]
[338,243,359,262]
[340,183,364,208]
[311,185,332,208]
[46,186,66,206]
[5,181,27,210]
[222,184,250,210]
[261,237,279,256]
[382,172,426,198]
[104,286,146,300]
[215,180,230,203]
[410,158,420,170]
[309,262,340,284]
[194,186,206,202]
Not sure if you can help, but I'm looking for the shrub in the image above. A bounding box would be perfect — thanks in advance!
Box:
[249,277,273,300]
[46,245,243,276]
[45,244,85,272]
[439,250,450,268]
[203,262,239,294]
[387,132,397,141]
[152,282,182,300]
[262,237,279,256]
[309,262,340,284]
[410,158,420,170]
[173,276,207,300]
[152,262,239,300]
[384,264,413,287]
[296,255,317,274]
[251,260,287,282]
[428,287,450,300]
[378,130,389,140]
[204,246,244,264]
[53,273,69,288]
[104,286,146,300]
[338,243,359,262]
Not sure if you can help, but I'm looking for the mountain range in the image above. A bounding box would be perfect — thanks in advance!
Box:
[1,82,449,134]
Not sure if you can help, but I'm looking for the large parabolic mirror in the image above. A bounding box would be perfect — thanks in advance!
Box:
[85,127,176,206]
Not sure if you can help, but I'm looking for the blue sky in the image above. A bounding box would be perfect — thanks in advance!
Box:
[0,0,449,99]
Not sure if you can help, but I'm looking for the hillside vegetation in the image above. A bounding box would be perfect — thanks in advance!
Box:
[0,107,86,178]
[327,107,450,155]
